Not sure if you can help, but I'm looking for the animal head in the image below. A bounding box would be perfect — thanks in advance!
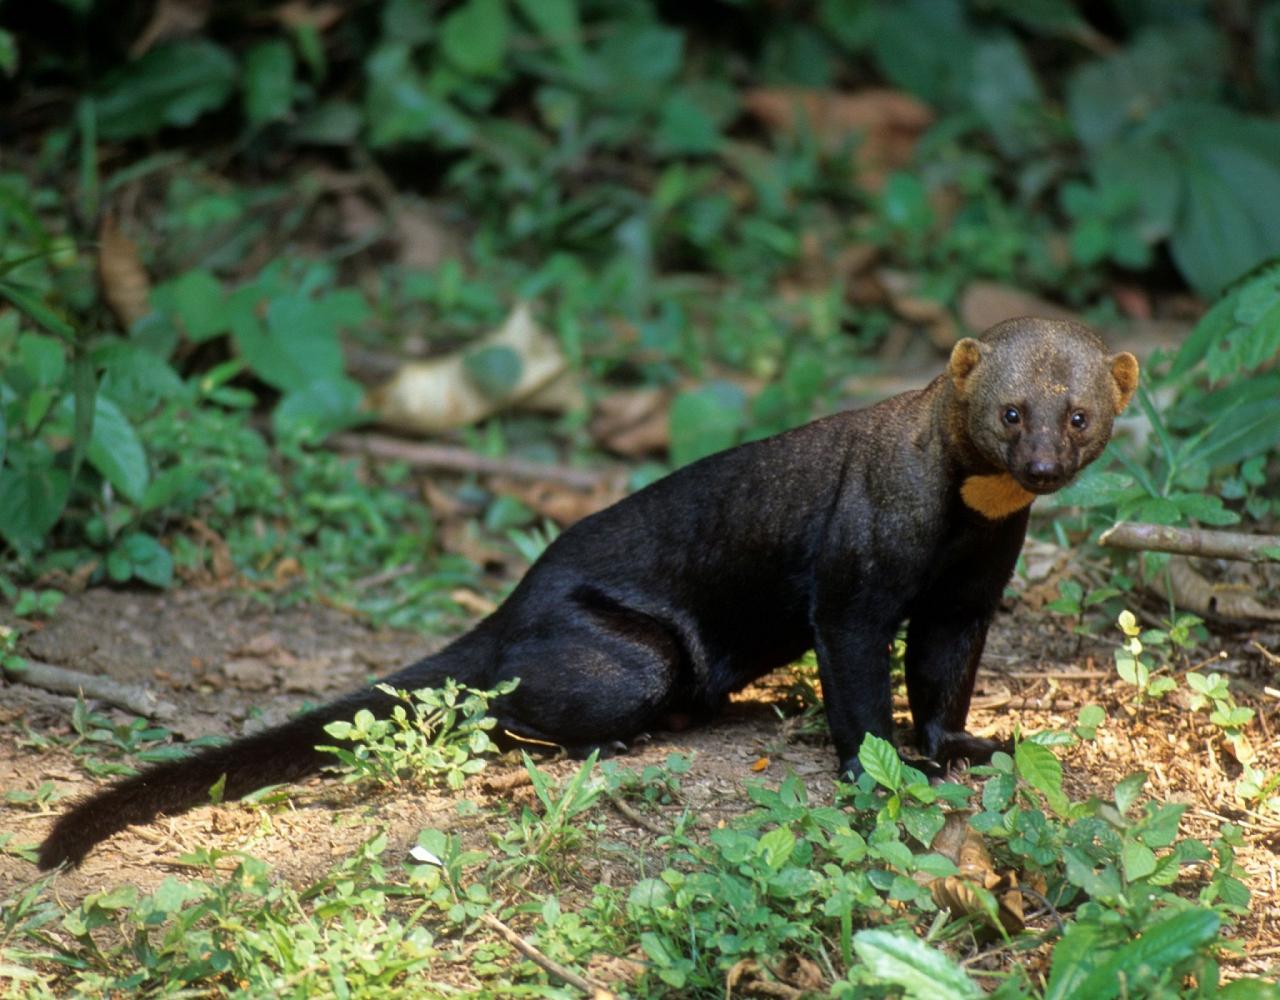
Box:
[948,317,1139,495]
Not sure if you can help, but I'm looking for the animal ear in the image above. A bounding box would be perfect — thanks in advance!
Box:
[948,338,985,394]
[1109,352,1140,414]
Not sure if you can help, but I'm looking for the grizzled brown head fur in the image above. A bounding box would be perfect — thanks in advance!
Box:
[947,317,1139,519]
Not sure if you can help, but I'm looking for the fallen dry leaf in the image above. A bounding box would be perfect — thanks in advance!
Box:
[751,756,770,772]
[98,215,151,330]
[958,281,1079,334]
[490,477,621,526]
[743,87,933,190]
[590,386,673,456]
[130,0,210,57]
[395,197,463,271]
[371,303,585,434]
[273,0,345,32]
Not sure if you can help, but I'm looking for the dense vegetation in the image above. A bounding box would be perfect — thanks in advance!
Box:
[1,0,1278,996]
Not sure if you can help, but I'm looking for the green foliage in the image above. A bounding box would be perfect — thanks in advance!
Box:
[320,679,514,790]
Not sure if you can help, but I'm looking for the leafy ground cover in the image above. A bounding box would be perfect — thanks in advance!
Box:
[1,0,1279,995]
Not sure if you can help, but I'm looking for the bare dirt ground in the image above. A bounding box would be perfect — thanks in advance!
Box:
[2,580,1278,988]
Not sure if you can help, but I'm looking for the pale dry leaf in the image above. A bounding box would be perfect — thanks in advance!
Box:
[395,198,463,271]
[590,386,673,456]
[370,303,584,433]
[130,0,210,57]
[958,281,1080,334]
[743,87,934,190]
[98,214,152,329]
[273,0,345,32]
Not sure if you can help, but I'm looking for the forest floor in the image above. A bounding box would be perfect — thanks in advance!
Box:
[1,577,1278,989]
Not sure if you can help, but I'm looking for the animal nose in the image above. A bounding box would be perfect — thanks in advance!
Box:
[1025,459,1063,485]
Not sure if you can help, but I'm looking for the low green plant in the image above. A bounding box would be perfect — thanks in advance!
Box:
[320,678,515,790]
[494,752,605,885]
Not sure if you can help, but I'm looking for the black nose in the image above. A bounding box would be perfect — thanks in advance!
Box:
[1025,459,1063,486]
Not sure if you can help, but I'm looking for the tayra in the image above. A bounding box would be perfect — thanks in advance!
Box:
[37,317,1138,869]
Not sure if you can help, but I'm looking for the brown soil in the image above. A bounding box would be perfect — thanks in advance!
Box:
[1,583,1278,991]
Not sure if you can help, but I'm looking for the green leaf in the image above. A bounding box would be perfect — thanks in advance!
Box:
[151,270,229,342]
[441,0,508,76]
[852,929,982,1000]
[17,333,66,387]
[0,27,17,77]
[364,44,474,148]
[668,382,746,467]
[273,377,365,442]
[1014,742,1067,814]
[462,345,523,398]
[243,40,295,127]
[0,461,70,549]
[969,37,1042,158]
[1113,771,1147,816]
[755,825,796,869]
[1064,909,1220,1000]
[1170,492,1240,526]
[86,395,149,503]
[114,532,173,587]
[1045,921,1104,1000]
[1121,840,1157,881]
[512,0,582,64]
[0,281,76,341]
[69,352,96,480]
[95,41,237,140]
[858,733,903,792]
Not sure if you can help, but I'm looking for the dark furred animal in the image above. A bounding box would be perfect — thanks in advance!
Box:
[37,317,1139,869]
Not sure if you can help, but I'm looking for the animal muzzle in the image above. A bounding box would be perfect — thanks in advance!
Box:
[1018,457,1069,494]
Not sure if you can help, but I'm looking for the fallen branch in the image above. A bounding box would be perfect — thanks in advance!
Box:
[479,912,615,999]
[1099,522,1280,562]
[2,658,178,721]
[606,792,670,837]
[332,431,616,491]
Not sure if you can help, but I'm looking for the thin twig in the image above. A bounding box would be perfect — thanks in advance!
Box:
[2,659,177,721]
[1099,522,1280,562]
[332,431,616,491]
[479,911,615,998]
[606,792,669,837]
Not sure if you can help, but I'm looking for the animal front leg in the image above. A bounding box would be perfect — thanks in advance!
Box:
[905,609,1011,773]
[812,608,900,777]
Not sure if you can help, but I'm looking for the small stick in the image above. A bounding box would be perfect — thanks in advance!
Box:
[1099,522,1280,562]
[332,432,615,491]
[478,911,615,998]
[2,658,178,722]
[606,792,669,837]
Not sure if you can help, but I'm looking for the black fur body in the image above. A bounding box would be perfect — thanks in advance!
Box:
[37,318,1138,869]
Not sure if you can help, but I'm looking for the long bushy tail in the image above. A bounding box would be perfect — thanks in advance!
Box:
[37,643,486,870]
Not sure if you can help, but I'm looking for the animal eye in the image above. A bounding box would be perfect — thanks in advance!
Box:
[1070,410,1088,430]
[1002,406,1021,426]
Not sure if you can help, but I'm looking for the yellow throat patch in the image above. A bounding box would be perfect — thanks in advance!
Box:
[960,473,1036,520]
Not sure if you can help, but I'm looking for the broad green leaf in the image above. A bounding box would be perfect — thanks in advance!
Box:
[441,0,508,76]
[95,41,237,140]
[243,40,295,127]
[0,281,76,341]
[86,394,149,503]
[0,27,16,77]
[364,44,474,148]
[69,352,95,480]
[0,462,69,549]
[1014,741,1067,814]
[755,825,796,869]
[969,37,1042,157]
[852,929,982,999]
[655,90,721,156]
[512,0,582,64]
[858,733,903,792]
[1169,280,1243,377]
[1064,909,1220,1000]
[116,532,173,588]
[272,377,365,442]
[1121,840,1157,881]
[462,345,522,398]
[1045,921,1104,1000]
[17,333,66,387]
[668,381,746,467]
[1113,771,1147,816]
[151,270,229,342]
